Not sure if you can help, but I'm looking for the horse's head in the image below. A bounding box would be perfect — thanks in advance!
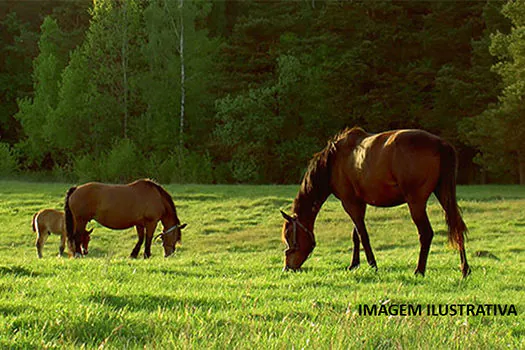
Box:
[280,210,316,271]
[80,228,93,255]
[159,223,187,257]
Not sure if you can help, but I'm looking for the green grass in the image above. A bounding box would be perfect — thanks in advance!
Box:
[0,181,523,349]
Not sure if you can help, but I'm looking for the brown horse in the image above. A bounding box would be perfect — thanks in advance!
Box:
[64,179,186,258]
[281,127,470,277]
[32,209,91,258]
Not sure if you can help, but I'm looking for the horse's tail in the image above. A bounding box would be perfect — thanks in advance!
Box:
[434,142,467,249]
[65,187,77,245]
[32,212,38,232]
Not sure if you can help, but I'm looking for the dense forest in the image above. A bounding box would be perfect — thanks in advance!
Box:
[0,0,524,184]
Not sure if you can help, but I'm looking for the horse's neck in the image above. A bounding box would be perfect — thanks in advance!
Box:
[292,189,331,230]
[161,213,177,229]
[159,195,179,229]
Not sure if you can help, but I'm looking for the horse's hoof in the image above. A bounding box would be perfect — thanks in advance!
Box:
[369,264,378,272]
[462,267,471,278]
[414,269,425,277]
[347,264,360,271]
[129,255,138,259]
[74,252,82,258]
[283,266,302,272]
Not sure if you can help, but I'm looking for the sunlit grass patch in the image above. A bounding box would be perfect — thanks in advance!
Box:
[0,181,523,348]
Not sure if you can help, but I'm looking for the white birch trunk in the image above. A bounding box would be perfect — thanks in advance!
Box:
[122,0,129,139]
[179,0,185,150]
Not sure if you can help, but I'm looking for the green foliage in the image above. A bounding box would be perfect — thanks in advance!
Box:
[462,0,525,184]
[3,1,525,183]
[0,143,18,176]
[104,138,146,183]
[0,12,39,144]
[14,17,66,169]
[74,139,146,183]
[147,150,214,184]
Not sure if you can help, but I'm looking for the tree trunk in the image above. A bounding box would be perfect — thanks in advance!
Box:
[122,0,129,139]
[179,0,185,151]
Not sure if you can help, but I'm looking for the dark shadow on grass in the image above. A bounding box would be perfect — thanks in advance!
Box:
[174,194,222,202]
[88,293,225,313]
[0,265,44,277]
[461,195,524,202]
[374,242,418,251]
[62,316,154,348]
[81,247,109,258]
[0,305,36,316]
[150,267,209,278]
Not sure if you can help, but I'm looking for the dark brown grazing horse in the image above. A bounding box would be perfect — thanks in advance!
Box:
[281,127,470,278]
[65,179,186,258]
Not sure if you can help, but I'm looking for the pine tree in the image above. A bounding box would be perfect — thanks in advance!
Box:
[15,16,65,168]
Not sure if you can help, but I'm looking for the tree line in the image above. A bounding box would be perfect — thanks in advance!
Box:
[0,0,524,184]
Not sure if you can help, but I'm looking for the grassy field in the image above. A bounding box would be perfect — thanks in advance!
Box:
[0,181,523,349]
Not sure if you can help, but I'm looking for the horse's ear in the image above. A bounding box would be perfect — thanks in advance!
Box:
[179,223,187,230]
[280,210,293,222]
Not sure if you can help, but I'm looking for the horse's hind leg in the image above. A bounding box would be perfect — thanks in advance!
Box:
[35,228,49,259]
[130,225,145,258]
[343,201,377,270]
[433,190,471,278]
[348,227,361,270]
[408,201,434,276]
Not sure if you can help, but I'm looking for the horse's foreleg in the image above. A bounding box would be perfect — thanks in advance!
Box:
[408,202,434,276]
[59,232,66,257]
[130,225,145,258]
[343,201,377,270]
[72,221,87,258]
[143,223,157,259]
[348,227,361,270]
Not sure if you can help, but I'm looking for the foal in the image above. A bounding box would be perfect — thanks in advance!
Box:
[32,209,91,258]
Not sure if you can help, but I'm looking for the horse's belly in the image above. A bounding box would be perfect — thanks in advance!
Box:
[94,213,140,230]
[363,187,405,207]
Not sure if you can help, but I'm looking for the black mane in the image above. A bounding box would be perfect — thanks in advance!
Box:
[292,139,337,216]
[144,179,180,224]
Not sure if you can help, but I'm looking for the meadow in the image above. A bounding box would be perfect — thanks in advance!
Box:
[0,181,523,349]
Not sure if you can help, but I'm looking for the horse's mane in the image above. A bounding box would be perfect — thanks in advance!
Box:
[143,179,180,223]
[292,127,367,215]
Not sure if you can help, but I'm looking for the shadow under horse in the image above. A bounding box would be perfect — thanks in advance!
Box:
[64,179,186,258]
[280,127,470,278]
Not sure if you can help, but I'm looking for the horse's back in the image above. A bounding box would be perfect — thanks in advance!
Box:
[333,129,446,206]
[387,130,444,186]
[34,209,65,234]
[69,179,164,229]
